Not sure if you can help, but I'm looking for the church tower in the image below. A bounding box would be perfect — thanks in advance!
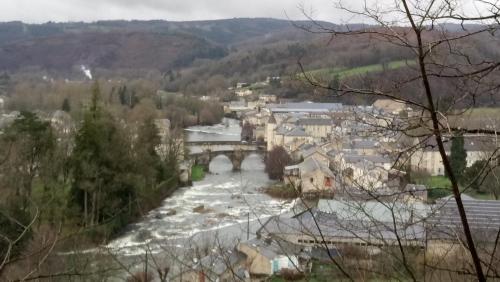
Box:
[266,114,277,151]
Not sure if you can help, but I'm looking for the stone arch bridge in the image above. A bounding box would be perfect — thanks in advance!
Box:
[186,140,266,170]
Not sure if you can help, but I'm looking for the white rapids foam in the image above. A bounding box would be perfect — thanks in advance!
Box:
[105,168,295,256]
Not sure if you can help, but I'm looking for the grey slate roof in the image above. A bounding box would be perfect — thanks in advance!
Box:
[427,196,500,241]
[285,127,308,137]
[299,157,334,177]
[241,238,295,260]
[297,143,315,151]
[275,125,288,135]
[342,139,380,150]
[297,118,334,126]
[421,135,497,152]
[317,199,429,224]
[193,250,246,277]
[261,208,427,245]
[262,196,500,245]
[343,154,392,165]
[301,146,324,158]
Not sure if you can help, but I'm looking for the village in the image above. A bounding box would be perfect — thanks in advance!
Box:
[0,78,499,281]
[2,2,500,280]
[175,81,500,281]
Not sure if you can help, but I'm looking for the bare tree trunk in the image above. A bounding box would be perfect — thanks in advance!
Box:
[91,191,97,226]
[401,1,485,279]
[84,190,88,227]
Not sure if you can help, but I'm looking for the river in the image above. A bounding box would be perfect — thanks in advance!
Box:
[105,118,295,259]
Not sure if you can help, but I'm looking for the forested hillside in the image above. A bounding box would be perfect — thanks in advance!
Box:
[1,19,499,107]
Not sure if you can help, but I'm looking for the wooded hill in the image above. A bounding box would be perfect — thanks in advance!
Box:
[1,18,499,108]
[0,18,328,73]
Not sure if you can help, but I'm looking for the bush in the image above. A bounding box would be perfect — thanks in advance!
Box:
[427,187,452,201]
[0,201,33,260]
[127,271,153,282]
[264,184,300,199]
[191,164,205,181]
[279,269,305,281]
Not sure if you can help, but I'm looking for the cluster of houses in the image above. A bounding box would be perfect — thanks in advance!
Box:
[175,193,500,281]
[181,96,500,281]
[238,99,498,194]
[253,100,410,196]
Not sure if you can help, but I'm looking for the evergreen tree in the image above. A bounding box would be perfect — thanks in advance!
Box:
[134,116,163,207]
[449,134,467,182]
[2,111,55,205]
[61,97,71,112]
[118,85,127,106]
[0,111,55,260]
[69,81,137,235]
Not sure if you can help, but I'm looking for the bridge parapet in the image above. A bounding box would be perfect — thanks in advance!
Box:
[186,140,265,171]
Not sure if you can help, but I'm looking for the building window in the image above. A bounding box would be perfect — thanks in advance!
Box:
[324,177,332,187]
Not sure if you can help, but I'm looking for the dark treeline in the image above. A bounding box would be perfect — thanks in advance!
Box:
[0,81,186,271]
[4,76,225,129]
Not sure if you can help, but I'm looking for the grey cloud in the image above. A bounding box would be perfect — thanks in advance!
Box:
[0,0,346,23]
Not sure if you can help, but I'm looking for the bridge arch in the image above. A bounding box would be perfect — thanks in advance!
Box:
[208,154,233,173]
[241,153,265,171]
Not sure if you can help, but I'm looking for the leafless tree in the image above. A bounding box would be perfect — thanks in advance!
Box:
[279,0,500,280]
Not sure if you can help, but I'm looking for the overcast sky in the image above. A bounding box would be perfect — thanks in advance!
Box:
[0,0,356,24]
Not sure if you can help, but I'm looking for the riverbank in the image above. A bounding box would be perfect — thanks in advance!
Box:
[263,183,301,199]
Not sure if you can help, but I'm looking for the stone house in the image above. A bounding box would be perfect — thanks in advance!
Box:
[259,94,277,103]
[326,152,393,190]
[292,144,330,163]
[237,238,300,276]
[176,250,247,282]
[236,89,253,97]
[296,118,334,139]
[266,115,314,151]
[410,135,497,176]
[300,158,335,194]
[341,139,382,156]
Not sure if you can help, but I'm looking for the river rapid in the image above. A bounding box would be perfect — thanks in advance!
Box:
[106,118,295,257]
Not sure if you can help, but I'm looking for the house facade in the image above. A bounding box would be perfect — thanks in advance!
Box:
[411,135,497,176]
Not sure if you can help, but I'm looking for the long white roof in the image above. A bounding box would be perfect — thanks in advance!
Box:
[267,102,343,113]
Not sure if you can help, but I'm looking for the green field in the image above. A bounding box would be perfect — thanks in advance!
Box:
[300,59,416,82]
[421,176,452,189]
[191,164,205,181]
[415,175,497,201]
